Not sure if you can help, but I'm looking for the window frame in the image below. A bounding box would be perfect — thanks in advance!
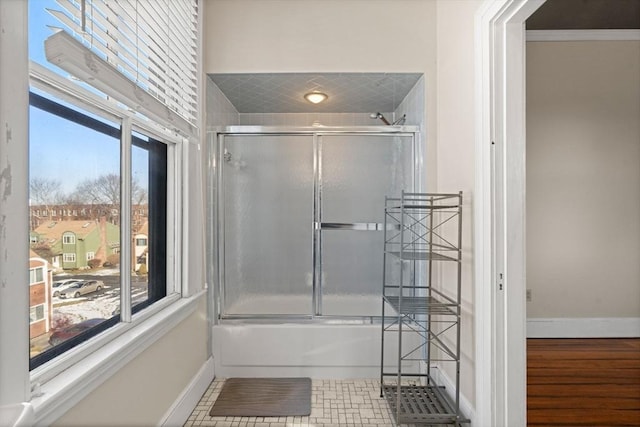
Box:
[28,62,187,386]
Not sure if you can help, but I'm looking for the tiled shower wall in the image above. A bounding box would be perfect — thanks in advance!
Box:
[206,76,240,127]
[206,75,425,128]
[394,76,425,132]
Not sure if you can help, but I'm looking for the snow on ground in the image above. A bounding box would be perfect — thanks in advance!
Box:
[52,287,148,322]
[89,268,121,276]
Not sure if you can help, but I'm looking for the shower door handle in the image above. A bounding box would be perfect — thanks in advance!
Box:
[316,222,399,231]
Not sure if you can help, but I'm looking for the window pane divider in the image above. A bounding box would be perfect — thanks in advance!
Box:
[120,117,133,323]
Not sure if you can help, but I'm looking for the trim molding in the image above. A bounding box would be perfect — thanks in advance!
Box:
[160,357,215,427]
[527,317,640,338]
[527,30,640,42]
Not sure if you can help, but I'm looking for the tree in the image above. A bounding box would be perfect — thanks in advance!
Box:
[132,184,147,205]
[71,173,147,224]
[73,173,147,206]
[73,173,120,205]
[30,178,62,206]
[29,178,63,222]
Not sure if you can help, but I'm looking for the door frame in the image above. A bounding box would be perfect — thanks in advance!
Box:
[474,1,545,426]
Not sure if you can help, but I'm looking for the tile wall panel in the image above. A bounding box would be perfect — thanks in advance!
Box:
[206,77,240,127]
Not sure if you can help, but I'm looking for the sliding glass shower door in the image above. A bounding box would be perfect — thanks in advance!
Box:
[221,135,314,316]
[318,135,413,316]
[218,129,415,318]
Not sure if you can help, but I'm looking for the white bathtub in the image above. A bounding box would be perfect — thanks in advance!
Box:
[212,322,419,379]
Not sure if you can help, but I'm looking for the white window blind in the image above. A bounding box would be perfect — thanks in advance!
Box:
[47,0,198,128]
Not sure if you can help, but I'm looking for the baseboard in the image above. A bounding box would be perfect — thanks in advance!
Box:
[429,365,475,425]
[527,317,640,338]
[160,356,215,427]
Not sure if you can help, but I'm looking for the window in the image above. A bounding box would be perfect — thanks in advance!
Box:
[30,305,45,324]
[25,0,189,400]
[28,88,170,369]
[135,238,147,247]
[29,267,44,284]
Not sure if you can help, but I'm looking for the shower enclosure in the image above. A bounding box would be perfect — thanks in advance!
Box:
[208,126,420,321]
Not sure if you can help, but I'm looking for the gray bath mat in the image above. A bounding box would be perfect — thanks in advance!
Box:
[209,377,312,417]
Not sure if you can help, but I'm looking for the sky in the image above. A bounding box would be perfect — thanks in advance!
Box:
[29,1,149,196]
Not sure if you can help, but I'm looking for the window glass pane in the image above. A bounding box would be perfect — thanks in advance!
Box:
[131,131,167,313]
[28,1,109,98]
[29,91,120,365]
[28,0,58,67]
[132,143,150,306]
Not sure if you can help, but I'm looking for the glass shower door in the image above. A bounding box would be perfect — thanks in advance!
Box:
[319,134,414,317]
[221,135,314,316]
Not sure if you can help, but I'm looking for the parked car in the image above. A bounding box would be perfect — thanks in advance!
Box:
[52,279,82,297]
[58,280,104,298]
[48,318,105,346]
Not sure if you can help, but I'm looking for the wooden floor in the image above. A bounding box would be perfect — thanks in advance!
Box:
[528,338,640,426]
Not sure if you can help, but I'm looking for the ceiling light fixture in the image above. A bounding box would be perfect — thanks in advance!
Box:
[304,92,328,104]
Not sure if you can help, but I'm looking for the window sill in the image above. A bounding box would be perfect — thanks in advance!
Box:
[30,289,206,426]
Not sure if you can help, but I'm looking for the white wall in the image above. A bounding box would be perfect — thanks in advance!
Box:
[526,41,640,324]
[0,0,31,412]
[51,299,209,427]
[203,0,482,415]
[435,0,483,409]
[204,0,438,188]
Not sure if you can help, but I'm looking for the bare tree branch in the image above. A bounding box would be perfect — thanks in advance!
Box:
[29,178,62,206]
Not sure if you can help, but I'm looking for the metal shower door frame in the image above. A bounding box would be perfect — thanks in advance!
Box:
[208,126,421,322]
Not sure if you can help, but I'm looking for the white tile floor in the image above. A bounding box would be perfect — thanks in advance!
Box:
[184,378,399,427]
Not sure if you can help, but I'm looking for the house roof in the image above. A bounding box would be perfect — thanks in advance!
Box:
[34,220,99,244]
[135,220,148,236]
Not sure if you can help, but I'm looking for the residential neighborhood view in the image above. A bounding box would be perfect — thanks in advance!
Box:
[28,199,150,358]
[28,91,153,359]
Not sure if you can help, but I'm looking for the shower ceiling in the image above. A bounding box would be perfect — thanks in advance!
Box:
[208,73,422,114]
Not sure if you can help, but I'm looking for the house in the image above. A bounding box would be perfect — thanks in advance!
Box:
[29,203,148,229]
[31,218,120,270]
[134,220,149,273]
[28,251,52,340]
[0,1,638,426]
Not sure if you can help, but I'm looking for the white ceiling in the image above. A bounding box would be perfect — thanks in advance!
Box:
[208,72,422,114]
